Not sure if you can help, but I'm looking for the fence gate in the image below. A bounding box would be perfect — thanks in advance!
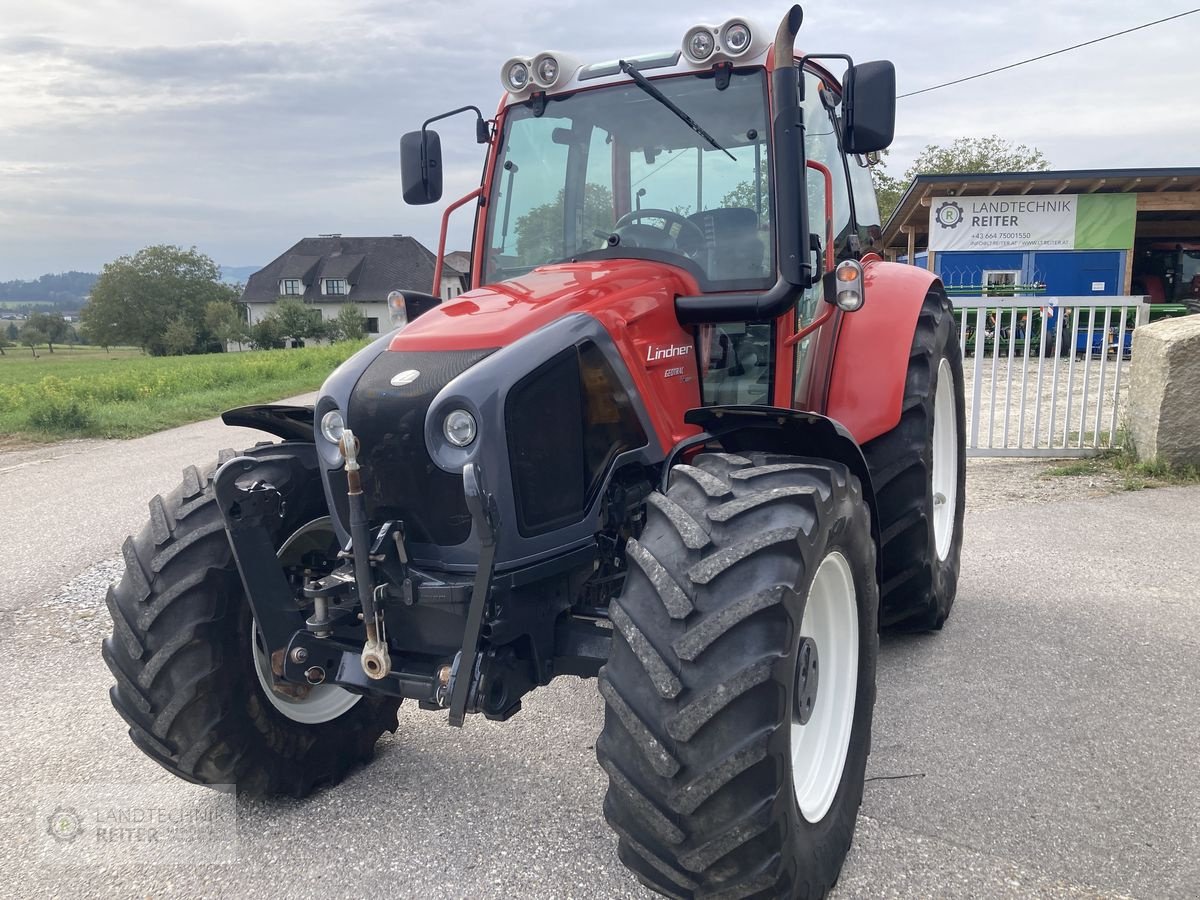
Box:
[950,295,1151,457]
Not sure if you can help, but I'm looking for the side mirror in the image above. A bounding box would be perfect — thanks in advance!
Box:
[400,130,443,205]
[843,60,896,154]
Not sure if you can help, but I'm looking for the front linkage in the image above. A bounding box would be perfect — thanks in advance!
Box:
[212,435,543,725]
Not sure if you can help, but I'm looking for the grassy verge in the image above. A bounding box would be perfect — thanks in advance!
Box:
[0,342,367,442]
[1044,453,1200,491]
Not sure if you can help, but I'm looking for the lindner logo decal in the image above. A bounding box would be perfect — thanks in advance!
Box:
[934,200,964,230]
[645,343,692,364]
[390,369,421,387]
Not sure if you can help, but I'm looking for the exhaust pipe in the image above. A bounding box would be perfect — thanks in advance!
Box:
[773,5,804,68]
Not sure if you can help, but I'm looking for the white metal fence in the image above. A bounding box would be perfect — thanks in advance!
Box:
[950,295,1152,457]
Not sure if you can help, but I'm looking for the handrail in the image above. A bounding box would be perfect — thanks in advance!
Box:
[805,159,834,272]
[434,187,483,296]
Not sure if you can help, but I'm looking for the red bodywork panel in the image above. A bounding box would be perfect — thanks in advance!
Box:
[391,260,704,454]
[825,258,938,444]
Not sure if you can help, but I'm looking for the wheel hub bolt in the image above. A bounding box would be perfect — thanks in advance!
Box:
[290,647,309,664]
[795,637,819,726]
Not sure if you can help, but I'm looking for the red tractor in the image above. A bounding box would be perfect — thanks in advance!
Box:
[103,7,965,897]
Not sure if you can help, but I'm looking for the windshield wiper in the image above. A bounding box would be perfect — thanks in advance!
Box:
[618,60,735,161]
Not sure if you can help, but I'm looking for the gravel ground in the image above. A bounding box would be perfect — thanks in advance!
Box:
[3,414,1197,899]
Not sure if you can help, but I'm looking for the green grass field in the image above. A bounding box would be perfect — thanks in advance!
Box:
[0,342,367,442]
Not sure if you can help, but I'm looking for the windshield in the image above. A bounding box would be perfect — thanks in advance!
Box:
[483,69,773,290]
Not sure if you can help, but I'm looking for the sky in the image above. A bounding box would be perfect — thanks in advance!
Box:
[0,0,1197,280]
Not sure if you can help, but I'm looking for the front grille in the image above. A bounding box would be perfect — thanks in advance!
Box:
[506,341,647,537]
[348,349,493,546]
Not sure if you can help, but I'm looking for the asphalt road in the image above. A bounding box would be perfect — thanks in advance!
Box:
[1,411,1197,899]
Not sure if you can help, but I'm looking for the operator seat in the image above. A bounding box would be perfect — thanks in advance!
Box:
[689,207,766,281]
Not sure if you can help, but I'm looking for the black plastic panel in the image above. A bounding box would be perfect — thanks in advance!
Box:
[506,349,586,535]
[348,349,493,546]
[505,341,647,538]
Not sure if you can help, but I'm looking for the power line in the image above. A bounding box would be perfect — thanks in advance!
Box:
[898,8,1200,99]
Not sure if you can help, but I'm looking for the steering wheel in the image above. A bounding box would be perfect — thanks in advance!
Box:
[612,208,706,254]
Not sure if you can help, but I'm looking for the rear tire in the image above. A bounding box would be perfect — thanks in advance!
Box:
[102,443,400,797]
[862,287,966,630]
[598,452,878,899]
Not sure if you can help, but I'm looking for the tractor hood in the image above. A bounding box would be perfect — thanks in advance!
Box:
[389,259,700,353]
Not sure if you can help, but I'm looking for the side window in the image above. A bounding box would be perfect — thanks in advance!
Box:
[793,74,853,407]
[699,322,772,407]
[804,76,853,267]
[846,156,883,253]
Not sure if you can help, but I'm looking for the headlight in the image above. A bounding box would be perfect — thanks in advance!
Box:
[320,409,346,444]
[684,26,716,62]
[502,58,531,92]
[722,21,752,55]
[534,54,559,87]
[387,290,408,328]
[443,409,477,447]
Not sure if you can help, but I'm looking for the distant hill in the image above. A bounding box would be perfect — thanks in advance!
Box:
[220,265,260,286]
[0,271,97,311]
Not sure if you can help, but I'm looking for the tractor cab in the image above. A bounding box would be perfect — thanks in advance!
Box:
[401,11,895,411]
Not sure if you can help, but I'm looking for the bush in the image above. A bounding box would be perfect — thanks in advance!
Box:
[26,396,97,432]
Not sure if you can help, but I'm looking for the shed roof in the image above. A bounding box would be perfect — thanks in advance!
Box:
[882,167,1200,255]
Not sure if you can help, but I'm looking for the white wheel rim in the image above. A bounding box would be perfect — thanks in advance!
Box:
[250,517,361,724]
[932,357,958,562]
[790,551,858,823]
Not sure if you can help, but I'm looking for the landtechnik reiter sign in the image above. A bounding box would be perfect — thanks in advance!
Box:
[928,193,1136,252]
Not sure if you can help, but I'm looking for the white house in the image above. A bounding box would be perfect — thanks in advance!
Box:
[240,235,467,336]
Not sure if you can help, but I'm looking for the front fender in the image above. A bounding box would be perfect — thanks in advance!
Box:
[670,405,881,588]
[222,404,314,442]
[826,260,940,444]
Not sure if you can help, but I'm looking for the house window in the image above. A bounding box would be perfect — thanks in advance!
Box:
[280,279,301,295]
[366,317,379,334]
[324,278,347,296]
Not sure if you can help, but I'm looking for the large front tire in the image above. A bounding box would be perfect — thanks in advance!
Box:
[102,443,400,797]
[862,287,966,630]
[598,453,878,899]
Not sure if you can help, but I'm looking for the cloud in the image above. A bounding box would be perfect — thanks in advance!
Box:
[0,0,1197,278]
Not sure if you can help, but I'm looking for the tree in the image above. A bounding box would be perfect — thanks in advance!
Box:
[205,300,249,350]
[513,184,615,265]
[5,322,19,341]
[331,303,366,342]
[162,317,198,355]
[24,311,69,353]
[20,321,47,357]
[249,317,285,350]
[872,137,1050,222]
[271,298,327,346]
[81,245,241,355]
[0,332,11,356]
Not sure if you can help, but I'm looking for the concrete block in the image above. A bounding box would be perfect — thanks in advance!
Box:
[1128,315,1200,468]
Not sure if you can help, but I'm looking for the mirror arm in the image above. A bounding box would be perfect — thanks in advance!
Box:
[421,105,492,144]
